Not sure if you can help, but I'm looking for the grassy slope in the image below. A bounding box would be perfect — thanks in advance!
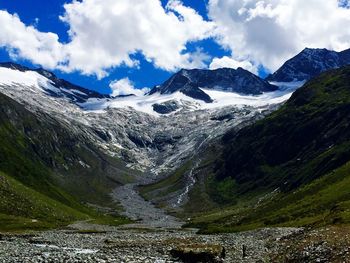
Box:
[218,66,350,193]
[189,160,350,233]
[185,66,350,232]
[0,93,132,231]
[0,170,130,232]
[0,171,88,231]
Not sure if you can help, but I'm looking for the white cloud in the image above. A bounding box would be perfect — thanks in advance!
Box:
[208,0,350,71]
[209,56,258,74]
[110,78,149,97]
[0,11,66,69]
[0,0,214,78]
[2,0,350,79]
[59,0,215,77]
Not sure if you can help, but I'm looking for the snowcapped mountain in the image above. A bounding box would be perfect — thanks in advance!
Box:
[0,62,110,104]
[0,63,293,179]
[267,48,350,82]
[149,68,278,103]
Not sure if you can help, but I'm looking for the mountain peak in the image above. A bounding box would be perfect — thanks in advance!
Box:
[267,47,350,82]
[0,62,31,72]
[149,67,277,103]
[0,62,110,105]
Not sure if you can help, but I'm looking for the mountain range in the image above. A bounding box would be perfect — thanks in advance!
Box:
[150,67,277,103]
[1,47,350,232]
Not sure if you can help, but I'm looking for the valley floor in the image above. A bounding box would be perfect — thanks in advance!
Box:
[111,183,183,229]
[0,183,301,262]
[0,224,299,263]
[1,184,350,262]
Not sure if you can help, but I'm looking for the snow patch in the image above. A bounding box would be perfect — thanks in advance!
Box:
[80,81,304,116]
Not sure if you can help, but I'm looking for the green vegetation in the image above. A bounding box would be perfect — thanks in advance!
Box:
[0,171,88,231]
[188,161,350,233]
[0,93,132,231]
[185,66,350,233]
[0,170,130,232]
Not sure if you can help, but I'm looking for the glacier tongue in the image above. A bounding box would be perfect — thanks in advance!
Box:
[0,66,303,181]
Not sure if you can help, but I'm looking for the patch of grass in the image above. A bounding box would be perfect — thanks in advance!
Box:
[88,215,131,226]
[0,171,88,231]
[269,226,350,262]
[189,160,350,233]
[0,170,129,232]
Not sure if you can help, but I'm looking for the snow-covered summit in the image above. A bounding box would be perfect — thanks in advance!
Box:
[0,62,110,104]
[149,67,278,103]
[0,63,298,116]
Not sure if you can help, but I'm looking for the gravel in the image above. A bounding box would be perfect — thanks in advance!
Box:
[0,227,300,263]
[111,184,183,229]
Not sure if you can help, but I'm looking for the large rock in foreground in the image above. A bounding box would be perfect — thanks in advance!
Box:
[170,243,225,262]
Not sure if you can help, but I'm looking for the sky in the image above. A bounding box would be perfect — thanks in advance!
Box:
[0,0,350,95]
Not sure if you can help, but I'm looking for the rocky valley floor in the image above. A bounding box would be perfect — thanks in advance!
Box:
[0,224,301,263]
[1,182,349,263]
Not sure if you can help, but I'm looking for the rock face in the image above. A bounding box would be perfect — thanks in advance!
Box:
[267,48,350,82]
[152,100,180,114]
[150,68,277,102]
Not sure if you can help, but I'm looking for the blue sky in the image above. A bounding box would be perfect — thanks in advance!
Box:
[0,0,349,95]
[0,0,229,94]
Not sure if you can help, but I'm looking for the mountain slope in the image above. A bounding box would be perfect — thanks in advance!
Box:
[267,48,350,82]
[219,66,350,191]
[183,66,350,232]
[0,62,110,104]
[0,63,289,176]
[150,68,277,102]
[0,92,133,230]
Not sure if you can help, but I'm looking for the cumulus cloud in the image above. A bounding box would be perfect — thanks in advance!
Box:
[208,0,350,71]
[59,0,215,77]
[2,0,350,79]
[0,11,66,69]
[209,56,258,74]
[110,78,149,97]
[0,0,214,78]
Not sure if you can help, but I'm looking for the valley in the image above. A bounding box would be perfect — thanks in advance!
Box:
[1,47,350,262]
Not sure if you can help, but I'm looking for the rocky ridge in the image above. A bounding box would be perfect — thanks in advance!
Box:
[267,47,350,82]
[150,68,277,102]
